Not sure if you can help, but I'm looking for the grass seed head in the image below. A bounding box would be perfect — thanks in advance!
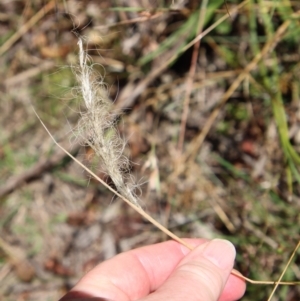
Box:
[75,39,140,207]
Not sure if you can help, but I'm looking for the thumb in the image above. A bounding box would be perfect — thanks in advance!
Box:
[140,239,236,301]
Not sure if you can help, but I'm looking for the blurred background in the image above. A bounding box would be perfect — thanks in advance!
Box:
[0,0,300,300]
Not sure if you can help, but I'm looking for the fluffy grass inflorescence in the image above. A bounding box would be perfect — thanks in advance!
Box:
[75,39,140,207]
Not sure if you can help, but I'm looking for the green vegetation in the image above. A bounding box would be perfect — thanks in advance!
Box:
[0,0,299,300]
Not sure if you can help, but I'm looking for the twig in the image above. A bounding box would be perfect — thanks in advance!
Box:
[33,107,300,286]
[177,0,208,152]
[4,61,55,88]
[203,182,236,233]
[166,15,294,238]
[0,0,56,57]
[95,13,164,29]
[186,16,292,162]
[116,0,249,110]
[267,240,300,300]
[0,143,80,199]
[32,107,193,251]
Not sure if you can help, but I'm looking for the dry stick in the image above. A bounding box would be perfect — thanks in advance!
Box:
[4,61,55,87]
[182,11,300,287]
[144,70,241,106]
[180,13,300,287]
[33,2,300,287]
[178,0,250,66]
[177,0,208,153]
[186,16,293,163]
[0,0,56,57]
[167,0,208,242]
[203,182,235,233]
[96,12,164,30]
[0,143,80,199]
[267,240,300,301]
[32,107,191,251]
[33,108,300,286]
[186,8,300,161]
[116,0,250,110]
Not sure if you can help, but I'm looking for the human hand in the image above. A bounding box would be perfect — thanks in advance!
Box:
[59,238,246,301]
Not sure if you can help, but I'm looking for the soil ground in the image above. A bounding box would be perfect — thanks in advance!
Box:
[0,1,300,300]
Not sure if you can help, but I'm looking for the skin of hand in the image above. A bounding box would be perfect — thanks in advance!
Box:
[59,238,246,301]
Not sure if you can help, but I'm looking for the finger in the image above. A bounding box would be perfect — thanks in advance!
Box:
[219,270,246,301]
[139,239,244,301]
[59,239,245,301]
[59,239,207,301]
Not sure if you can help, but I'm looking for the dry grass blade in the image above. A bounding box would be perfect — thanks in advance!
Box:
[0,142,80,198]
[180,0,250,58]
[2,1,300,299]
[186,16,293,162]
[177,0,208,153]
[267,240,300,301]
[4,61,55,88]
[32,107,193,251]
[33,25,300,288]
[96,12,163,29]
[33,107,300,287]
[116,0,249,110]
[0,0,56,57]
